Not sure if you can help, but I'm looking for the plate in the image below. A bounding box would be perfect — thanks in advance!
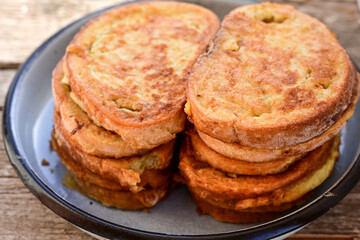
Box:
[3,0,360,239]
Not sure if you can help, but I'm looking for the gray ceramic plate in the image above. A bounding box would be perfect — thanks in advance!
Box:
[4,0,360,239]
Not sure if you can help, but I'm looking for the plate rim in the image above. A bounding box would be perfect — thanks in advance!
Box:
[3,0,360,239]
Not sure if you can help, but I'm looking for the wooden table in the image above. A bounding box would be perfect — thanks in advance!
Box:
[1,0,359,239]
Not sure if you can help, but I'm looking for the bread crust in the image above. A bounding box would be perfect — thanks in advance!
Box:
[51,134,171,192]
[191,193,309,223]
[197,89,355,161]
[179,135,338,210]
[187,129,302,175]
[64,1,220,149]
[187,2,358,147]
[52,118,174,192]
[52,59,150,157]
[71,174,170,210]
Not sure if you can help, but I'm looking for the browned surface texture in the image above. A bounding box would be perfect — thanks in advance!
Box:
[1,0,360,239]
[191,192,310,223]
[52,131,172,192]
[71,173,171,210]
[188,129,303,175]
[196,95,355,161]
[52,118,174,191]
[52,59,149,158]
[64,1,219,149]
[187,2,358,148]
[179,136,337,210]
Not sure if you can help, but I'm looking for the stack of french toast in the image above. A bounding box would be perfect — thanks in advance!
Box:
[179,3,359,222]
[51,1,219,210]
[51,1,359,222]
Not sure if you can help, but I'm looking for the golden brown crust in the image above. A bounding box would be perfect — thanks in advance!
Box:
[187,129,302,175]
[191,193,309,223]
[187,2,358,147]
[52,59,150,157]
[51,133,172,192]
[64,1,220,149]
[197,87,356,161]
[52,115,174,192]
[179,135,337,210]
[71,174,170,210]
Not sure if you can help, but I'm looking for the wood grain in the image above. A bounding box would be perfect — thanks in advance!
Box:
[0,0,359,239]
[0,176,88,240]
[0,70,16,108]
[0,0,127,65]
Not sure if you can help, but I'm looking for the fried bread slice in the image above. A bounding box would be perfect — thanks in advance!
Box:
[53,59,149,157]
[187,128,302,175]
[63,1,220,149]
[197,95,354,161]
[52,117,174,192]
[51,133,172,192]
[191,193,310,223]
[179,135,339,211]
[187,2,358,148]
[195,69,359,162]
[66,173,170,210]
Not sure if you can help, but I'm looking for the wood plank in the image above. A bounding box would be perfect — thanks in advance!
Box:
[0,0,126,65]
[0,70,16,108]
[0,69,14,177]
[0,176,92,239]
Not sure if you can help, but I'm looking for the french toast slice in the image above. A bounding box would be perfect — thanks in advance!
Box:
[179,135,339,211]
[52,59,149,157]
[64,1,220,149]
[52,120,174,192]
[187,128,302,175]
[187,2,358,148]
[69,173,171,210]
[51,133,172,192]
